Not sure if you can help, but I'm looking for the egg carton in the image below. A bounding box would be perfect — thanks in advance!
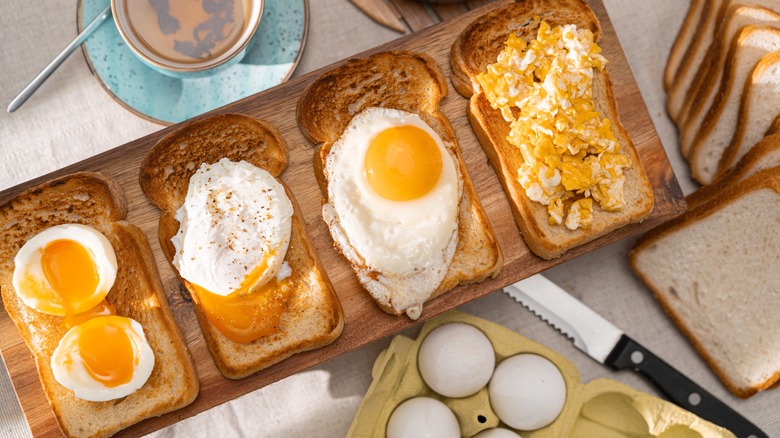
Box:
[347,310,735,437]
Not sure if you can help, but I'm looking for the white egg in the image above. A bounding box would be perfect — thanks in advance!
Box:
[386,397,461,438]
[172,158,293,296]
[51,315,155,402]
[323,107,463,319]
[12,224,117,316]
[488,354,567,430]
[418,323,495,398]
[473,427,523,438]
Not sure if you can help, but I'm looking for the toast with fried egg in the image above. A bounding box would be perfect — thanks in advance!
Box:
[450,0,654,259]
[0,172,198,438]
[297,50,503,320]
[139,113,344,379]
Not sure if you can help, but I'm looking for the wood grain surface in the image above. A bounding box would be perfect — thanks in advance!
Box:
[0,1,685,436]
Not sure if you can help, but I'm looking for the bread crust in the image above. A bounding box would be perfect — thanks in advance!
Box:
[0,172,199,438]
[139,114,344,379]
[297,50,503,318]
[450,0,654,259]
[631,167,780,398]
[687,132,780,209]
[663,0,705,92]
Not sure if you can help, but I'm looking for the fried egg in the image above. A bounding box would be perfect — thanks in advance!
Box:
[172,158,295,343]
[51,315,154,402]
[322,107,462,319]
[12,224,117,316]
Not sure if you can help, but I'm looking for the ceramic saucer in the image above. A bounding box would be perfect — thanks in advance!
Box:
[78,0,308,125]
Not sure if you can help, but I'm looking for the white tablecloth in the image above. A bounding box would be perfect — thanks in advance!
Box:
[0,1,777,436]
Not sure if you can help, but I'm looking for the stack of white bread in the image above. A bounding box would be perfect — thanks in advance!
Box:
[666,0,780,184]
[630,0,780,399]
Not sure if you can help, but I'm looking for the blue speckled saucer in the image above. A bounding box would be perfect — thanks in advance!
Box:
[78,0,308,125]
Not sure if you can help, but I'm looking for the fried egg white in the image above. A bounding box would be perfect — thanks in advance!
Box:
[172,158,295,343]
[12,224,117,316]
[51,315,154,402]
[323,107,462,319]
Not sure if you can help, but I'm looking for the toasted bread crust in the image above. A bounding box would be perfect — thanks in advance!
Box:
[630,168,780,398]
[139,114,344,379]
[451,0,654,259]
[0,172,198,438]
[298,50,503,317]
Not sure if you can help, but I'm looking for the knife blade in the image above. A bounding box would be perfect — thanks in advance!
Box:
[504,274,766,438]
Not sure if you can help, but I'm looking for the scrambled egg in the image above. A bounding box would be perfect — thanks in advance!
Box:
[477,21,632,230]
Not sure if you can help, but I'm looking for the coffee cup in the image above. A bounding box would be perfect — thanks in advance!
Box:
[111,0,263,78]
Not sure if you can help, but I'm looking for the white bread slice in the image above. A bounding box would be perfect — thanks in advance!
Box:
[678,5,780,155]
[664,0,705,91]
[717,51,780,176]
[666,0,725,120]
[687,132,780,209]
[630,167,780,398]
[687,28,780,185]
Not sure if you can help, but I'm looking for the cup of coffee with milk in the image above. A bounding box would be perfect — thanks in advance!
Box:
[111,0,263,78]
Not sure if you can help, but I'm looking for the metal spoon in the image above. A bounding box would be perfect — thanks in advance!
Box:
[7,5,112,113]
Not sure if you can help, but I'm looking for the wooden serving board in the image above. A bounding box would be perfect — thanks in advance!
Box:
[0,1,685,436]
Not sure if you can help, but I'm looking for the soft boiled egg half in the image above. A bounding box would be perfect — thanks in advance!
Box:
[12,224,155,401]
[12,223,117,316]
[323,107,463,319]
[171,158,294,343]
[51,315,154,402]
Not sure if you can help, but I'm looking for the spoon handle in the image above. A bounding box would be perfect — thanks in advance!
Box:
[7,5,112,113]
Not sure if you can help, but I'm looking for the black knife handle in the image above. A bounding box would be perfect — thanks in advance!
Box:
[605,335,766,438]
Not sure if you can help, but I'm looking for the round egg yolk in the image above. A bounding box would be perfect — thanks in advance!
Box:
[364,125,443,201]
[40,239,102,315]
[191,252,293,344]
[76,316,136,388]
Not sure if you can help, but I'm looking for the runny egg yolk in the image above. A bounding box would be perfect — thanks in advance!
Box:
[364,125,442,201]
[76,316,136,388]
[38,239,102,315]
[64,300,116,329]
[191,252,293,344]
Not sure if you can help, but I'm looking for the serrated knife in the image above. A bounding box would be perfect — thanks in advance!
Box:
[504,274,766,438]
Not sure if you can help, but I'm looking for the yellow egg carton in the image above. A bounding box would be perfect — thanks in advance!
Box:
[347,310,735,438]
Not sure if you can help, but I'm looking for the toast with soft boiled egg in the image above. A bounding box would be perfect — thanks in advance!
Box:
[139,114,344,379]
[297,50,503,320]
[450,0,654,259]
[0,172,198,438]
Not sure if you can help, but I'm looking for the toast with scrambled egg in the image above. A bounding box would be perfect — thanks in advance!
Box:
[297,51,503,320]
[451,0,654,259]
[0,173,198,438]
[139,114,344,379]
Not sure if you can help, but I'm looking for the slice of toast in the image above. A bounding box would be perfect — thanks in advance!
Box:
[139,114,344,379]
[686,27,780,184]
[0,173,198,438]
[717,51,780,177]
[297,50,503,318]
[630,167,780,398]
[663,0,705,91]
[678,5,780,152]
[687,132,780,209]
[450,0,654,259]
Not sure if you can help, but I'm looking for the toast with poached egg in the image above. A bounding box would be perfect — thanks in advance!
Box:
[297,50,503,320]
[450,0,654,259]
[0,172,198,438]
[139,114,344,379]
